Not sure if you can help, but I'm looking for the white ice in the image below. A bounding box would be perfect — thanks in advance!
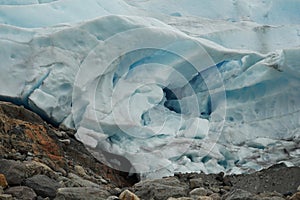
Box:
[0,0,299,178]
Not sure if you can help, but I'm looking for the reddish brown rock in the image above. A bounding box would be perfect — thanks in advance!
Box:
[0,101,138,188]
[119,189,140,200]
[0,174,8,188]
[290,192,300,200]
[0,102,67,173]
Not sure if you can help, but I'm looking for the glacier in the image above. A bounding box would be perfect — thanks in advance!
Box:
[0,0,299,178]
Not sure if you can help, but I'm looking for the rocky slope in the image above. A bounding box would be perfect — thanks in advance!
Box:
[0,101,138,199]
[0,101,299,200]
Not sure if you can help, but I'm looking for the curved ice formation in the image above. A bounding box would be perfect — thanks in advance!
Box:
[0,0,299,178]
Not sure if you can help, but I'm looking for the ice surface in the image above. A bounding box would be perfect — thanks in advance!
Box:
[0,0,299,178]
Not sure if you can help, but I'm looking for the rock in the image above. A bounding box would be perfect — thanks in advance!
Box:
[119,189,140,200]
[58,139,71,145]
[0,102,138,189]
[260,197,285,200]
[289,192,300,200]
[189,187,208,196]
[222,186,231,191]
[219,189,227,196]
[133,177,188,200]
[55,187,110,200]
[0,194,13,200]
[23,175,60,198]
[0,101,68,174]
[210,187,220,193]
[24,161,57,179]
[168,196,212,200]
[74,165,88,177]
[224,189,257,200]
[196,197,213,200]
[298,186,300,192]
[37,197,50,200]
[257,192,284,199]
[106,196,119,200]
[136,184,186,200]
[189,178,203,189]
[209,193,221,200]
[110,187,122,196]
[0,187,3,194]
[229,165,300,194]
[0,160,26,185]
[206,189,213,196]
[99,177,108,184]
[5,186,37,200]
[54,130,67,138]
[67,173,101,188]
[0,175,8,188]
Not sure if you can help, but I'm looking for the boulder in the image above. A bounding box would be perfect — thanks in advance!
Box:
[23,175,60,198]
[224,189,258,200]
[119,189,140,200]
[5,186,37,200]
[189,178,204,189]
[189,187,208,196]
[289,192,300,200]
[55,187,110,200]
[0,160,26,185]
[0,194,12,200]
[133,177,188,200]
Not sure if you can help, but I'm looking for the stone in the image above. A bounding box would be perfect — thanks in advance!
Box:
[74,165,88,177]
[254,192,285,200]
[209,193,221,200]
[119,189,140,200]
[189,187,208,196]
[54,130,67,138]
[206,189,213,196]
[24,175,60,198]
[0,160,26,185]
[58,139,71,145]
[167,197,193,200]
[133,177,188,200]
[189,178,203,189]
[67,173,101,188]
[0,194,13,200]
[5,186,37,200]
[219,189,227,195]
[222,186,231,191]
[0,175,8,188]
[55,187,110,200]
[99,177,108,184]
[210,187,220,193]
[24,161,57,179]
[224,189,257,200]
[107,196,119,200]
[260,197,285,200]
[289,192,300,200]
[196,197,213,200]
[37,197,50,200]
[136,183,186,199]
[110,187,122,196]
[298,186,300,192]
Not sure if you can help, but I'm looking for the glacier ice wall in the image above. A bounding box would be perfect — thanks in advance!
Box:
[0,0,299,178]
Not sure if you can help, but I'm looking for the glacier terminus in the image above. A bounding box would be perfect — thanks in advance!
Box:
[0,0,299,178]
